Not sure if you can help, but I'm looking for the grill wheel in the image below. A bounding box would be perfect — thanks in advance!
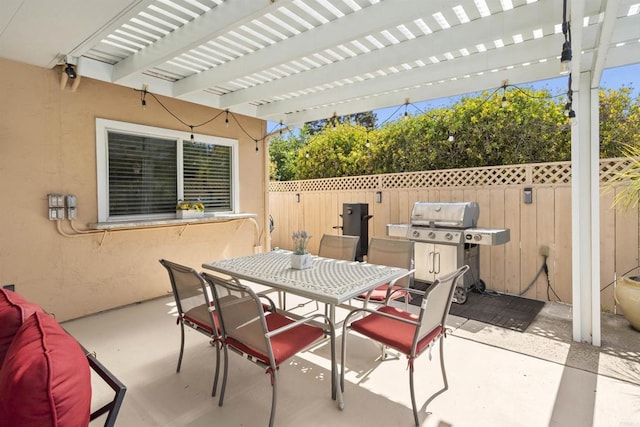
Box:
[454,287,467,304]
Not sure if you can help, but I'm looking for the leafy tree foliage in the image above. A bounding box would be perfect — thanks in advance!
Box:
[268,132,305,181]
[305,111,377,135]
[296,125,370,179]
[599,87,640,158]
[269,87,639,180]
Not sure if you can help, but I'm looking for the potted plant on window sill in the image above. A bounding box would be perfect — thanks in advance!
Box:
[611,144,640,331]
[291,231,312,270]
[176,200,205,219]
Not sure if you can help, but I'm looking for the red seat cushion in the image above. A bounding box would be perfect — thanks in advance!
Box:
[183,303,219,335]
[0,288,44,367]
[351,306,441,356]
[226,312,324,366]
[0,311,91,426]
[358,284,408,301]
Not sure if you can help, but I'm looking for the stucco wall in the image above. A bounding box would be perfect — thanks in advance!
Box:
[0,58,268,321]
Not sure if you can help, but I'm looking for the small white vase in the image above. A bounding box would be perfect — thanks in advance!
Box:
[291,253,312,270]
[176,209,204,219]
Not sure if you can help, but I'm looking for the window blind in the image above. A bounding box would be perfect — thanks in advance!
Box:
[108,132,177,216]
[183,142,232,211]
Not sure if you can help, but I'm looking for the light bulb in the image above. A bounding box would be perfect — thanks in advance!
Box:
[560,41,572,74]
[448,133,455,142]
[501,95,507,108]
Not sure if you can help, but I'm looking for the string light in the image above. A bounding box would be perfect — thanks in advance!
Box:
[448,132,455,142]
[133,88,281,152]
[560,0,572,75]
[140,88,147,110]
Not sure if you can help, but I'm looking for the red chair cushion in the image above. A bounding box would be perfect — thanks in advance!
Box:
[183,303,219,335]
[226,312,324,366]
[0,311,91,426]
[358,284,408,301]
[351,306,441,356]
[0,288,44,367]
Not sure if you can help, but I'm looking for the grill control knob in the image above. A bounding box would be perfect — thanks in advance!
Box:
[445,232,453,241]
[473,234,482,242]
[428,231,436,239]
[412,230,420,238]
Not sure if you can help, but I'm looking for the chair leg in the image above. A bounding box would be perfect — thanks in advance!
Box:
[177,321,185,373]
[218,346,229,407]
[269,371,277,427]
[211,342,221,397]
[409,367,419,427]
[439,336,448,391]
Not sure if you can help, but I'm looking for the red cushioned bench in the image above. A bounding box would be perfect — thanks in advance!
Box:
[0,288,126,427]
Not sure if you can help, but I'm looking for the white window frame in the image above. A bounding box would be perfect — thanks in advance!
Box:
[96,118,239,222]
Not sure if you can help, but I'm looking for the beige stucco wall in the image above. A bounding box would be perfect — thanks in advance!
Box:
[0,58,268,321]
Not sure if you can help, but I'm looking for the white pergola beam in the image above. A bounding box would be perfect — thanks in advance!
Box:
[219,0,565,109]
[257,36,588,119]
[112,0,290,82]
[173,0,450,97]
[570,0,602,346]
[279,60,563,126]
[591,0,621,87]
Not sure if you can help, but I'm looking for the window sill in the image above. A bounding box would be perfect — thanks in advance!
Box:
[89,213,257,230]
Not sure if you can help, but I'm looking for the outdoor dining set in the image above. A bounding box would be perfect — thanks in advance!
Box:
[160,234,468,427]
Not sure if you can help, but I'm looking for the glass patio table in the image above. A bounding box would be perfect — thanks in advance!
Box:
[202,249,409,324]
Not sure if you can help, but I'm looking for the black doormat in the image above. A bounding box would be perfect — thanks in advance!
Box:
[448,291,545,332]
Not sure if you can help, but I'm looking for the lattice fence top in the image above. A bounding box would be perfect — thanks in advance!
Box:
[269,158,633,192]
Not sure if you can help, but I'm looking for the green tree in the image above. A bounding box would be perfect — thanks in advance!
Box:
[269,86,639,180]
[268,132,305,181]
[305,111,377,135]
[599,87,640,158]
[296,124,370,179]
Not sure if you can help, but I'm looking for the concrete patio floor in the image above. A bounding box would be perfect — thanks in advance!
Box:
[62,291,640,427]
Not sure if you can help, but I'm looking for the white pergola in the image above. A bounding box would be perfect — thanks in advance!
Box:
[2,0,639,345]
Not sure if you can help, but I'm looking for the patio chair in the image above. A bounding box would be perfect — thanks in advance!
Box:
[355,237,414,308]
[159,259,221,397]
[201,272,339,427]
[318,234,360,261]
[340,265,469,427]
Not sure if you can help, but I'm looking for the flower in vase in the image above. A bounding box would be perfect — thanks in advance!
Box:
[292,230,311,255]
[177,200,205,211]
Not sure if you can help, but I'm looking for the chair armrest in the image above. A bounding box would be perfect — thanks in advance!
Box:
[82,347,126,427]
[341,305,420,333]
[265,313,335,338]
[387,269,416,288]
[385,278,424,304]
[258,295,277,313]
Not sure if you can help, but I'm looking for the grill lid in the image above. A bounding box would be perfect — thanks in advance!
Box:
[410,202,479,228]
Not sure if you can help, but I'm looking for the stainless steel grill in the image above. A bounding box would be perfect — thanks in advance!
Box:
[387,201,510,303]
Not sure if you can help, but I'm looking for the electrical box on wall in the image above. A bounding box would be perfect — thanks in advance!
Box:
[66,195,77,219]
[48,194,65,220]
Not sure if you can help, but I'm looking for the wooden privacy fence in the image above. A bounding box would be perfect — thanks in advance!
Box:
[268,158,640,312]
